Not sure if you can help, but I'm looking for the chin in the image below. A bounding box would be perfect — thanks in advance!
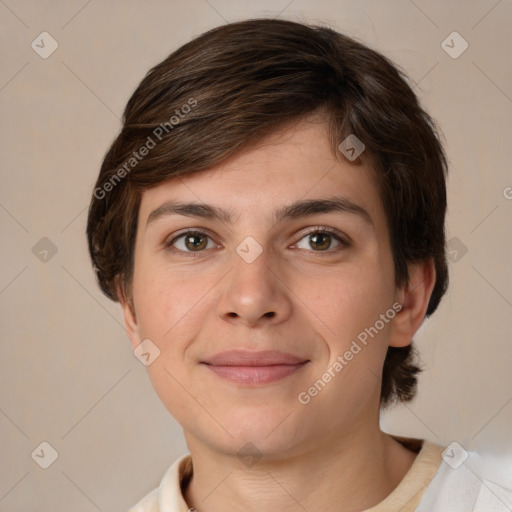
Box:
[204,407,309,460]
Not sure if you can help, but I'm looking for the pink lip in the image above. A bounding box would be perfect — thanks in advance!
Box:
[201,350,309,385]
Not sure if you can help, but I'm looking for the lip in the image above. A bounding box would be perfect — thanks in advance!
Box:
[203,349,307,366]
[201,350,309,385]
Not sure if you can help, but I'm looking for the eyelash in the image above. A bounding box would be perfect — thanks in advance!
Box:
[164,226,350,257]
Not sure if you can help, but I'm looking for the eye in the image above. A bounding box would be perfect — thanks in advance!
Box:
[294,227,348,252]
[165,228,348,255]
[166,231,217,253]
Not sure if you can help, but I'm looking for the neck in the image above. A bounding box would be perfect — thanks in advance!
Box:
[183,428,418,512]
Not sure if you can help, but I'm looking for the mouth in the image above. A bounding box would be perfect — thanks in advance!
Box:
[200,349,309,385]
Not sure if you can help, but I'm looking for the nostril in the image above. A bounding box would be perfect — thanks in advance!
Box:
[264,311,276,318]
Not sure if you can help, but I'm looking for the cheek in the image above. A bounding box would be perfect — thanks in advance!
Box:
[132,261,221,376]
[308,266,395,364]
[314,269,393,328]
[133,262,201,336]
[135,266,211,422]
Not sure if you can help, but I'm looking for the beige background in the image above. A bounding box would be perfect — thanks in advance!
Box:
[1,0,511,510]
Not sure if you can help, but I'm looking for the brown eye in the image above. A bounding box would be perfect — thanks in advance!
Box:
[168,231,214,252]
[309,232,332,251]
[294,228,346,252]
[185,233,207,250]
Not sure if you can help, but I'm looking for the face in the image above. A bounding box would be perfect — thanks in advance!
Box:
[123,116,411,460]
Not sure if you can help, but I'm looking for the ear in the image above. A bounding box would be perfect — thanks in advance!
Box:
[116,282,142,350]
[389,259,436,348]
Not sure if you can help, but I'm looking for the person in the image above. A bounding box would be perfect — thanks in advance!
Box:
[86,17,465,512]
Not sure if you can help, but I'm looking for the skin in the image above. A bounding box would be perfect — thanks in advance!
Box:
[120,114,436,512]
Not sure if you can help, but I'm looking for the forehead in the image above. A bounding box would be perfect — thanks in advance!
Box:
[137,117,384,230]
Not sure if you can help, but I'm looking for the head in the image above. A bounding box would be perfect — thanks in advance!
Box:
[87,18,448,456]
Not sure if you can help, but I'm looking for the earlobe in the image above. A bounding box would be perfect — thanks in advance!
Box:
[389,259,436,348]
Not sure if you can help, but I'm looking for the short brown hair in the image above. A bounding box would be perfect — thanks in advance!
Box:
[87,18,448,407]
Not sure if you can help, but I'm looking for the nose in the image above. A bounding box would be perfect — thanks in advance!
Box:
[216,246,293,328]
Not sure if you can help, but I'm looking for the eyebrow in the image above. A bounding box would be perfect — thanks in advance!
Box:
[145,196,374,229]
